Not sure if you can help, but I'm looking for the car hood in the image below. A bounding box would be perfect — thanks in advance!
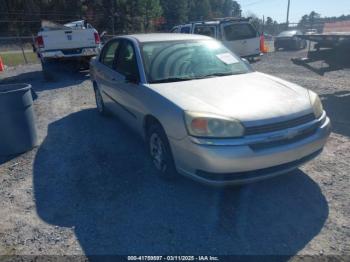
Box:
[147,72,313,125]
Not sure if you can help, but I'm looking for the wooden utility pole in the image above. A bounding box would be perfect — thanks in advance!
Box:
[286,0,291,29]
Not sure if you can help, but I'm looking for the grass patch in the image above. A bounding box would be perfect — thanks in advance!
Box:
[0,51,39,67]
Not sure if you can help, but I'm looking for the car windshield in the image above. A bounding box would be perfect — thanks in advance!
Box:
[141,40,252,84]
[278,30,298,37]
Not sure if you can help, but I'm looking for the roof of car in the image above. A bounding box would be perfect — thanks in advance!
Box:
[122,33,212,43]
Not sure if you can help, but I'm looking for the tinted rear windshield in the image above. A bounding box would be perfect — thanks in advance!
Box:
[223,23,258,41]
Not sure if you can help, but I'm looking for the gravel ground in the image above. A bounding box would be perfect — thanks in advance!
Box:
[0,50,349,259]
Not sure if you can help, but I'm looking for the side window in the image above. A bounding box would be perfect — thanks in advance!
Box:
[194,26,216,38]
[180,26,191,34]
[100,40,119,68]
[115,41,139,80]
[170,27,179,33]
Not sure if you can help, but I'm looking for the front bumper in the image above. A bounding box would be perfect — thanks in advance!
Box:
[169,114,331,186]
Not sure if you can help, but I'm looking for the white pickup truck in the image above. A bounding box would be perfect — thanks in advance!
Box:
[35,20,101,78]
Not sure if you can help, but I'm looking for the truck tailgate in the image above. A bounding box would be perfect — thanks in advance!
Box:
[41,29,97,51]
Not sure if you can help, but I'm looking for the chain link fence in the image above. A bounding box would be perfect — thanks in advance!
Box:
[0,36,39,67]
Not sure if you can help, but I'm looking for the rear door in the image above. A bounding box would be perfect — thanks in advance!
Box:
[221,22,260,57]
[180,25,192,34]
[94,39,122,114]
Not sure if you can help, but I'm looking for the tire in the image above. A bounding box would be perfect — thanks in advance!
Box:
[94,87,108,116]
[147,123,178,180]
[302,41,307,49]
[41,59,55,81]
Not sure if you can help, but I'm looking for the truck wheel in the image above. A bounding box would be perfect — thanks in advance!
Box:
[41,59,55,81]
[80,58,91,71]
[147,123,178,180]
[302,41,307,49]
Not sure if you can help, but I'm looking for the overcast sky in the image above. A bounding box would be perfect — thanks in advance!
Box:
[239,0,350,23]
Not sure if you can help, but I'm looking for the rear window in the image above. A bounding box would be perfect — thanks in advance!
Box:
[278,30,298,37]
[194,26,216,38]
[223,23,257,41]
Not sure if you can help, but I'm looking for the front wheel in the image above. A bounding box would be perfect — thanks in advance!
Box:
[147,124,178,180]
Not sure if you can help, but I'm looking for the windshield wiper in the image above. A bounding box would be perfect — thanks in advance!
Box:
[151,77,193,83]
[193,72,237,79]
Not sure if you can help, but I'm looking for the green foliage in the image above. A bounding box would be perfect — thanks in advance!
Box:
[0,0,243,35]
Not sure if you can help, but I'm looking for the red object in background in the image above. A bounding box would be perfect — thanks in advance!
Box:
[94,32,101,44]
[324,21,350,33]
[152,17,166,26]
[260,35,267,53]
[36,36,44,48]
[0,56,4,72]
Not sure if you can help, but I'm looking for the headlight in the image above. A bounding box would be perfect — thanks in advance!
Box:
[308,90,324,119]
[184,111,244,138]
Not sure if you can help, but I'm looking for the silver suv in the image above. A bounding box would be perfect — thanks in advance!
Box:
[171,18,261,59]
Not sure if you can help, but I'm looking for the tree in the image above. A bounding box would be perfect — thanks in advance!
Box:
[138,0,163,32]
[222,0,241,17]
[189,0,211,21]
[160,0,189,29]
[209,0,241,18]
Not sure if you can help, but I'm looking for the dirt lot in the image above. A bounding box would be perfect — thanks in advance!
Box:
[0,50,349,259]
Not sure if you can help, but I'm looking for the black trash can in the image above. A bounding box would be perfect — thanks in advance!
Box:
[0,84,38,156]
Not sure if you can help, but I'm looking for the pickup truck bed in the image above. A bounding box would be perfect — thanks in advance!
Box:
[36,21,100,60]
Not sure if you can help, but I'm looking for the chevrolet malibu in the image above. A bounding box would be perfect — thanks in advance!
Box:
[90,34,331,186]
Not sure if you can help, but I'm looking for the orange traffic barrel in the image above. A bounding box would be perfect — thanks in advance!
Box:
[260,35,268,53]
[0,56,4,72]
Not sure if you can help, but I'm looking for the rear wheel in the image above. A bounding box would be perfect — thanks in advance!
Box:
[41,59,55,81]
[147,123,178,180]
[302,40,307,49]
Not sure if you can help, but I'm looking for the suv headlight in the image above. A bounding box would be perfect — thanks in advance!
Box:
[308,90,324,119]
[184,111,244,138]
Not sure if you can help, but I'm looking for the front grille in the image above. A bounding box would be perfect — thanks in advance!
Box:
[245,114,316,136]
[249,124,319,151]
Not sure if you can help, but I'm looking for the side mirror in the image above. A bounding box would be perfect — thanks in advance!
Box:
[241,58,254,71]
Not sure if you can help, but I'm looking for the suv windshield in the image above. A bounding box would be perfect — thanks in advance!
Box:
[141,40,251,83]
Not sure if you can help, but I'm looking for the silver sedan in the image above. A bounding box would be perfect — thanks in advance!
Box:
[90,33,331,186]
